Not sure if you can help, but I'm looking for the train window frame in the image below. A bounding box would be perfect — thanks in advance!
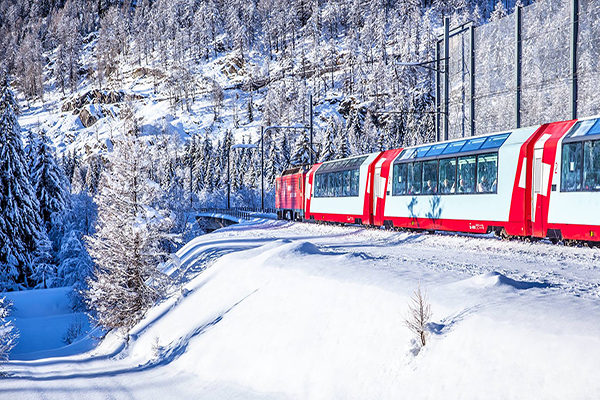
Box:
[584,140,600,191]
[438,157,457,194]
[561,138,600,192]
[392,163,408,196]
[422,160,439,195]
[391,153,501,197]
[475,153,499,194]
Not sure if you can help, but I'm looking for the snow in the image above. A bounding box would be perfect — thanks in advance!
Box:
[3,221,600,399]
[3,287,94,360]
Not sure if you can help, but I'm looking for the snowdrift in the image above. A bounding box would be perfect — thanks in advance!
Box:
[4,221,600,399]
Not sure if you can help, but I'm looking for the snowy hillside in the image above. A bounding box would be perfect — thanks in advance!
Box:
[3,221,600,399]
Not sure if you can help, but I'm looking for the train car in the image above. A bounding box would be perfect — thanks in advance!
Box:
[539,117,600,242]
[275,117,600,244]
[275,166,309,220]
[377,123,578,236]
[304,153,382,225]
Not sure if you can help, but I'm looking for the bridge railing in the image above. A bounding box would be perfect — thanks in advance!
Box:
[198,207,277,221]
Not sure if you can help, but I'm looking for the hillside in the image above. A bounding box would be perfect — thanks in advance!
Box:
[3,221,600,399]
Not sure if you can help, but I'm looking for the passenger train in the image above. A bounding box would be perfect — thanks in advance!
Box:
[275,117,600,243]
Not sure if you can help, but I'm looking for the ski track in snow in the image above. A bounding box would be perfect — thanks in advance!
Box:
[2,219,600,399]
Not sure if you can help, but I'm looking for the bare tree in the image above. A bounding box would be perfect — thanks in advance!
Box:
[404,283,432,347]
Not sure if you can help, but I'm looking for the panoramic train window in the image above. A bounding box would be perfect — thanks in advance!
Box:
[565,118,600,139]
[313,156,366,198]
[476,153,498,193]
[584,140,600,191]
[438,158,456,194]
[392,163,407,195]
[407,162,423,195]
[561,142,582,192]
[442,140,467,155]
[457,156,476,194]
[461,137,487,153]
[422,160,439,194]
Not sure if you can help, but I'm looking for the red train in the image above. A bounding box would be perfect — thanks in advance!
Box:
[275,117,600,243]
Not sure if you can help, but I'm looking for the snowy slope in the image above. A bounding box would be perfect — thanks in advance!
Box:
[3,221,600,399]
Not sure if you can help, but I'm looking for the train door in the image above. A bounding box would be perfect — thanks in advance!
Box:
[373,164,383,216]
[531,134,552,238]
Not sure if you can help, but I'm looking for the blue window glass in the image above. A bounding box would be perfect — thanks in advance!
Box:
[481,133,510,150]
[426,143,448,156]
[415,146,432,158]
[399,148,416,161]
[567,119,600,138]
[442,140,467,155]
[461,137,487,152]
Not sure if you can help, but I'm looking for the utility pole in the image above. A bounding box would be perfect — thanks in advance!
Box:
[227,147,230,209]
[261,125,264,211]
[309,94,314,165]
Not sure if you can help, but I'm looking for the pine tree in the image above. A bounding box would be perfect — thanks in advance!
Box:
[335,129,351,159]
[31,131,72,244]
[84,133,174,331]
[320,118,337,162]
[490,0,508,21]
[291,129,311,166]
[0,80,49,289]
[57,230,92,288]
[0,296,18,363]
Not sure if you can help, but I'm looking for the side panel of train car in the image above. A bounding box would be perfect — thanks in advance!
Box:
[380,126,550,235]
[544,117,600,241]
[305,153,381,225]
[275,167,306,220]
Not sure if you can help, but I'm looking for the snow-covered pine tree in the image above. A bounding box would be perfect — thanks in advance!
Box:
[490,0,508,21]
[57,230,92,288]
[84,132,175,331]
[24,128,39,168]
[291,129,311,166]
[346,109,365,155]
[335,129,351,160]
[31,130,72,248]
[0,79,50,290]
[320,117,337,162]
[0,296,18,363]
[280,131,291,171]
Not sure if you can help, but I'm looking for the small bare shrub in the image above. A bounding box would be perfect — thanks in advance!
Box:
[404,283,432,347]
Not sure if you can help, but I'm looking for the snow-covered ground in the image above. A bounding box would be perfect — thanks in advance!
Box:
[3,221,600,399]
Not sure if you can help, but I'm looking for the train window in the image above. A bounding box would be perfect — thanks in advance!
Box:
[399,148,416,161]
[561,142,582,192]
[313,168,362,198]
[481,133,510,150]
[350,169,360,196]
[476,153,498,193]
[336,171,344,197]
[439,158,456,194]
[407,162,423,195]
[392,163,407,195]
[442,140,467,155]
[584,140,600,191]
[342,170,350,196]
[457,156,476,194]
[461,137,487,153]
[422,160,439,194]
[426,143,448,157]
[415,146,432,158]
[566,119,598,139]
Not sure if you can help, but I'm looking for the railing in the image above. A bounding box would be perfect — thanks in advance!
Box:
[198,207,278,221]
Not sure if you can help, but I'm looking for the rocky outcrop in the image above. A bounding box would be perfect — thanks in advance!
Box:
[61,89,128,113]
[78,105,104,128]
